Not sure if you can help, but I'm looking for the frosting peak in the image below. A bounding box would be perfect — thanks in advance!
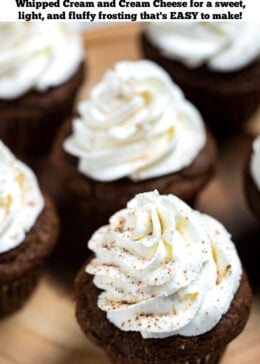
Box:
[0,141,44,254]
[0,22,84,99]
[145,22,260,72]
[64,60,206,182]
[86,191,242,338]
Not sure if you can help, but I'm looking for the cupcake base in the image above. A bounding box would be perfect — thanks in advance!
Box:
[52,117,216,233]
[141,32,260,134]
[75,267,251,364]
[0,267,42,318]
[0,63,85,155]
[0,194,59,317]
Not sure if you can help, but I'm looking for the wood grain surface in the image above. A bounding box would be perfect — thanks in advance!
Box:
[0,24,260,364]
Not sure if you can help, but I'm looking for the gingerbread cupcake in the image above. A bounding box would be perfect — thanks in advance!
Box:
[141,22,260,133]
[0,22,85,154]
[245,136,260,220]
[76,190,251,364]
[53,60,216,231]
[0,141,59,317]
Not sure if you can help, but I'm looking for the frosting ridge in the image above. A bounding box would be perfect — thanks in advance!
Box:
[0,22,84,99]
[0,141,44,254]
[86,191,242,338]
[64,60,206,182]
[145,22,260,72]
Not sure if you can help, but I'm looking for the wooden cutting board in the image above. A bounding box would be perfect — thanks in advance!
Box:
[0,24,259,364]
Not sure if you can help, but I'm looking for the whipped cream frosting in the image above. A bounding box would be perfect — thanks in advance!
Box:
[0,22,84,99]
[64,60,206,182]
[86,190,242,339]
[250,136,260,191]
[0,141,44,254]
[145,22,260,72]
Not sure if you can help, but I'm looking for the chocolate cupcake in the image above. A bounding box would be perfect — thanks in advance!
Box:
[245,136,260,220]
[141,22,260,133]
[0,22,85,155]
[0,141,59,317]
[75,190,252,364]
[53,60,216,231]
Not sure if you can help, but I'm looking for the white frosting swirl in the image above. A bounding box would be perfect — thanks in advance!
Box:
[250,136,260,191]
[145,22,260,72]
[64,60,205,182]
[0,22,84,99]
[0,141,44,254]
[86,191,242,339]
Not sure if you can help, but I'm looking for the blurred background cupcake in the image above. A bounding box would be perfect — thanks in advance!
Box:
[141,22,260,135]
[76,190,252,364]
[0,141,59,317]
[53,60,216,233]
[245,135,260,220]
[0,22,85,155]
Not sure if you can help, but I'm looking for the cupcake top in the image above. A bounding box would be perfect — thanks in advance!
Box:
[64,60,206,182]
[0,22,84,100]
[86,190,242,339]
[250,135,260,191]
[0,141,44,254]
[145,22,260,72]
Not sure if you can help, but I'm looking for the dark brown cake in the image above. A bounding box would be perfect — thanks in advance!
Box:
[0,194,59,317]
[75,265,251,364]
[52,117,216,232]
[141,32,260,134]
[0,62,85,155]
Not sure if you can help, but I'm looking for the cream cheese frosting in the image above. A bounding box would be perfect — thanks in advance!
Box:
[145,22,260,72]
[64,60,206,182]
[0,22,84,99]
[86,191,242,339]
[250,136,260,191]
[0,141,44,254]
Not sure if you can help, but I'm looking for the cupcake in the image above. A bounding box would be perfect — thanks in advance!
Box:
[141,22,260,133]
[75,190,251,364]
[0,141,59,317]
[53,60,216,231]
[245,135,260,220]
[0,22,85,154]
